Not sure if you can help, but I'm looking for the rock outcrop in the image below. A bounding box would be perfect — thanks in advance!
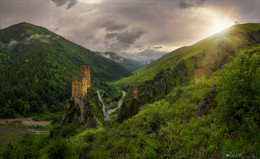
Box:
[62,88,103,127]
[117,87,139,122]
[195,84,217,117]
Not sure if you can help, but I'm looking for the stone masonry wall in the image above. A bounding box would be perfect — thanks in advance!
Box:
[72,66,91,99]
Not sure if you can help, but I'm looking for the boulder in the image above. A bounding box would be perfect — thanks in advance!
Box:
[195,84,217,117]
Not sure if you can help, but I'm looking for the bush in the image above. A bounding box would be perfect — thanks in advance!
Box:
[47,138,70,159]
[216,52,260,134]
[3,134,46,159]
[58,124,80,138]
[148,112,166,132]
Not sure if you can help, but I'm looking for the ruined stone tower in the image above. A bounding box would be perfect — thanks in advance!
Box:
[72,66,91,99]
[133,86,138,101]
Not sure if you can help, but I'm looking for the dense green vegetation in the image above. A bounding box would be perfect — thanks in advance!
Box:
[114,23,260,88]
[115,23,260,121]
[2,126,88,159]
[98,82,122,105]
[1,23,259,159]
[0,22,131,118]
[2,45,259,158]
[33,112,64,124]
[81,45,260,158]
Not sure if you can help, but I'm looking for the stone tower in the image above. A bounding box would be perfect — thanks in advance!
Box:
[72,66,91,99]
[133,86,138,101]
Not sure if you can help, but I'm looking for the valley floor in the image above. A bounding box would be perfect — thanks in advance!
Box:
[0,117,51,126]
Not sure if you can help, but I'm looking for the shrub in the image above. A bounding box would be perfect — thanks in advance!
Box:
[148,112,166,132]
[216,52,260,135]
[59,124,80,138]
[47,138,70,159]
[3,134,42,159]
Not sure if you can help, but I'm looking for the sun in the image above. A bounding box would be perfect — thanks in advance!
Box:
[209,15,235,34]
[212,24,226,33]
[210,21,233,34]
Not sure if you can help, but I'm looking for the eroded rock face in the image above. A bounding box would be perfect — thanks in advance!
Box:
[62,88,103,127]
[195,84,217,117]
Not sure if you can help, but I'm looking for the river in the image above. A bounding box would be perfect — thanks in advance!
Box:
[97,89,110,120]
[0,126,49,135]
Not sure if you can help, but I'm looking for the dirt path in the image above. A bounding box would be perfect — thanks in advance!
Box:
[108,91,126,115]
[0,117,51,126]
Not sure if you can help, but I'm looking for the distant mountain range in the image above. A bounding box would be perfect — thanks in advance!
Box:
[0,22,131,117]
[96,52,144,72]
[139,59,155,65]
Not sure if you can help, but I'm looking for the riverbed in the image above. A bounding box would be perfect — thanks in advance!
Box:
[97,89,110,120]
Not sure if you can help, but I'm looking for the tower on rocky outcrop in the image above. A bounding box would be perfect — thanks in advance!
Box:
[133,86,138,101]
[72,66,91,99]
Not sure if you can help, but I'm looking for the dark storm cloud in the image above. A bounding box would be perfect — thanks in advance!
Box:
[116,28,146,45]
[0,0,259,60]
[179,0,206,8]
[100,20,128,31]
[105,33,117,39]
[106,24,128,31]
[103,28,147,54]
[105,28,147,50]
[51,0,78,9]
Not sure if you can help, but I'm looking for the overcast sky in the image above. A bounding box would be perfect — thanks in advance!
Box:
[0,0,259,61]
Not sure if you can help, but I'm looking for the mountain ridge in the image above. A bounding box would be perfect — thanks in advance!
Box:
[114,23,260,88]
[115,23,260,121]
[0,22,131,118]
[1,23,259,159]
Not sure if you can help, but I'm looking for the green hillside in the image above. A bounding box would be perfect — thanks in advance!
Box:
[88,45,260,158]
[136,46,188,72]
[115,23,260,121]
[0,22,131,118]
[3,41,259,159]
[114,23,260,88]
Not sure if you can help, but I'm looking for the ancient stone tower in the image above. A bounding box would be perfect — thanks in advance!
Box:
[72,66,91,99]
[133,86,138,101]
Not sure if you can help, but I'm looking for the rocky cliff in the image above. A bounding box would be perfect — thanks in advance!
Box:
[62,88,104,127]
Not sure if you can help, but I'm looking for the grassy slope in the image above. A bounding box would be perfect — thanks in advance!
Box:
[2,26,260,159]
[0,22,131,117]
[114,23,260,88]
[74,45,260,158]
[8,45,257,159]
[136,46,188,73]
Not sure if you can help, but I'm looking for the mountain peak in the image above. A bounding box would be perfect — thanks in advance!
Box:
[0,22,131,118]
[0,22,54,43]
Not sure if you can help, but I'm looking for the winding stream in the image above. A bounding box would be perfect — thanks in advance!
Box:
[97,89,109,120]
